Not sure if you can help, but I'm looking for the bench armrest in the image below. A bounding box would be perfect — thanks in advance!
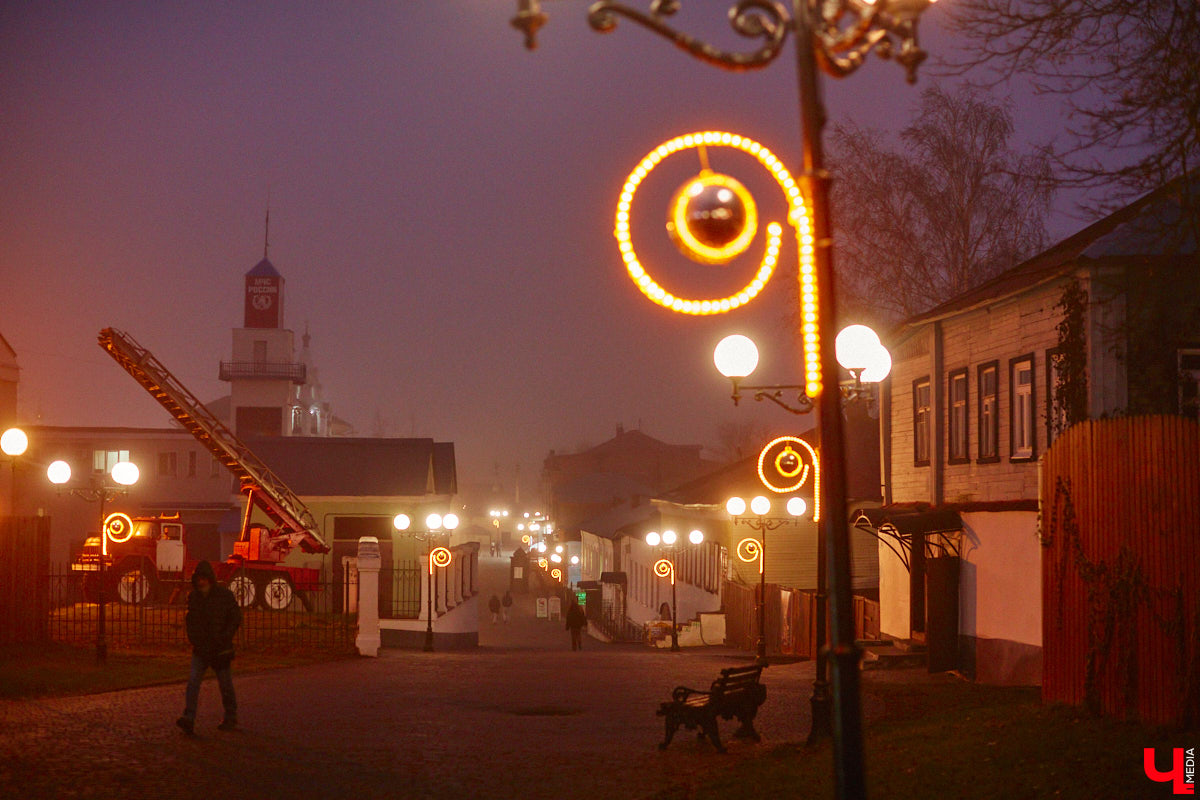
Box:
[671,685,710,703]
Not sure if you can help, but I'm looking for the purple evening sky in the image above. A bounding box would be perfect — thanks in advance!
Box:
[0,2,1082,495]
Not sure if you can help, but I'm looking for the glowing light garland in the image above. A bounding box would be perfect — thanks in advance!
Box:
[757,435,821,520]
[551,568,562,581]
[736,537,764,574]
[429,546,452,575]
[104,512,134,544]
[668,171,758,263]
[615,131,822,397]
[653,558,675,585]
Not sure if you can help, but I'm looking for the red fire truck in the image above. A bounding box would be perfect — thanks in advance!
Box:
[69,329,330,610]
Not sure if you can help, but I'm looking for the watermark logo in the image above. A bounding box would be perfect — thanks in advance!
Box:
[1144,748,1195,795]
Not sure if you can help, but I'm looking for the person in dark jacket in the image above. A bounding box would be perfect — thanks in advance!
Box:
[501,590,513,623]
[565,598,587,651]
[488,594,501,623]
[176,561,242,734]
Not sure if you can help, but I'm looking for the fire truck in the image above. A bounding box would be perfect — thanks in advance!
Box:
[69,328,330,610]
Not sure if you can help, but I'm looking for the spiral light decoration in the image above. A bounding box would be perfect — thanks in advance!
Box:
[736,537,764,575]
[551,568,563,581]
[103,512,135,544]
[653,557,675,585]
[429,546,452,574]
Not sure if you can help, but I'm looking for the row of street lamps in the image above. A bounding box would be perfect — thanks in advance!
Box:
[4,426,140,664]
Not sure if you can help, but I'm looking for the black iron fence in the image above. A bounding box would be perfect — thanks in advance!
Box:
[594,599,644,642]
[40,563,356,652]
[386,560,422,619]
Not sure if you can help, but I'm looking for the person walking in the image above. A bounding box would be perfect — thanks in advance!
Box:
[488,594,501,623]
[501,590,513,623]
[565,598,587,651]
[177,561,242,734]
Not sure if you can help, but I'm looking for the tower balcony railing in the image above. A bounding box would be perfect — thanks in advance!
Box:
[218,361,307,383]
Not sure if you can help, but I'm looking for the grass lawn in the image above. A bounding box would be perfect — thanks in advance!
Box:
[0,642,355,699]
[653,671,1194,800]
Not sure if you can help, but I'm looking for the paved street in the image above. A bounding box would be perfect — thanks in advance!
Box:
[1,554,829,800]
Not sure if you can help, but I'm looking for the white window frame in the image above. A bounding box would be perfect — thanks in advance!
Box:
[1011,357,1035,459]
[913,378,932,465]
[948,370,969,462]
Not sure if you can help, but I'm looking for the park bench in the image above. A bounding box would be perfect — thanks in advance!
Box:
[656,664,766,753]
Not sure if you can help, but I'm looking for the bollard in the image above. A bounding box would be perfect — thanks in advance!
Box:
[355,536,381,657]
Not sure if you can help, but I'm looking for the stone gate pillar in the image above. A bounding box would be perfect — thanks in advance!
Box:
[355,536,381,657]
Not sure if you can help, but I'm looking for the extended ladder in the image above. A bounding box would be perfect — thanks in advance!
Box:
[98,328,328,554]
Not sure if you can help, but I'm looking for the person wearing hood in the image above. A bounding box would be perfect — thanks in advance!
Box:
[177,561,242,734]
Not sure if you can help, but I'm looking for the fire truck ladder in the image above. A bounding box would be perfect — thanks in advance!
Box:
[98,327,328,554]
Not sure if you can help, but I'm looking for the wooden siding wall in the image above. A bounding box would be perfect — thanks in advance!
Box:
[1040,415,1200,727]
[889,281,1065,504]
[722,581,880,657]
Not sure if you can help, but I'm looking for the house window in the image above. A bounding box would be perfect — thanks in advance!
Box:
[158,451,178,477]
[978,363,999,461]
[210,455,222,477]
[1181,349,1200,422]
[948,369,969,462]
[187,451,197,478]
[92,449,130,473]
[913,378,931,466]
[1011,356,1035,459]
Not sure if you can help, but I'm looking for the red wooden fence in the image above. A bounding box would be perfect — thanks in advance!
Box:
[1040,415,1199,727]
[722,580,880,658]
[0,516,51,645]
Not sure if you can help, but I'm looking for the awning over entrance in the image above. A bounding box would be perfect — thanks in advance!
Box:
[851,506,964,569]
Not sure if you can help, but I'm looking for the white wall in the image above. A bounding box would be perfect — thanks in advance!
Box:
[878,539,910,640]
[959,510,1041,647]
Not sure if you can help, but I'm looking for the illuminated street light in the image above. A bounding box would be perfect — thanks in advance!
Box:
[570,555,580,565]
[713,334,759,380]
[426,513,444,531]
[110,461,139,487]
[48,460,72,485]
[725,496,746,516]
[393,514,411,532]
[550,553,562,564]
[750,495,770,515]
[48,455,140,665]
[836,324,892,386]
[554,544,564,554]
[787,497,808,517]
[1,427,28,457]
[443,513,460,531]
[644,525,705,652]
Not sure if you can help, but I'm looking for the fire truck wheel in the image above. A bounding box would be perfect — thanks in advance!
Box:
[227,575,257,608]
[261,575,295,611]
[115,564,155,605]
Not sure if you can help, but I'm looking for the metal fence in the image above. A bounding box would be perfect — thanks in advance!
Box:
[386,560,422,619]
[40,563,357,652]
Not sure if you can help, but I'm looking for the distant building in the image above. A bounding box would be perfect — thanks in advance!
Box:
[542,425,719,538]
[212,255,352,437]
[0,333,17,427]
[859,177,1200,684]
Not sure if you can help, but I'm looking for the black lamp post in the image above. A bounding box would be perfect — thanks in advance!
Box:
[645,528,705,652]
[510,3,935,795]
[393,511,459,652]
[727,494,804,664]
[47,458,139,665]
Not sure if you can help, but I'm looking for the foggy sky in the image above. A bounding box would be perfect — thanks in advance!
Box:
[0,2,1081,495]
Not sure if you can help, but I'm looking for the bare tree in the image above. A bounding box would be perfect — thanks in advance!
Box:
[946,0,1200,242]
[713,419,771,464]
[828,84,1054,321]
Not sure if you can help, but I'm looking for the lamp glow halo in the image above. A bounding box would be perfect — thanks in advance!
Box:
[615,132,813,321]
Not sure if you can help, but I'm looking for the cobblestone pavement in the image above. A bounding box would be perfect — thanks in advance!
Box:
[1,554,838,800]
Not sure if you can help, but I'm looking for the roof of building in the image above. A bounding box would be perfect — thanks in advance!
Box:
[554,471,655,505]
[577,501,657,540]
[0,333,17,364]
[899,176,1198,331]
[244,436,456,497]
[246,257,281,278]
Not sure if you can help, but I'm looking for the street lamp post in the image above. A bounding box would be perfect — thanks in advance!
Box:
[393,511,460,652]
[715,328,891,741]
[644,528,704,652]
[511,4,935,796]
[47,458,140,665]
[2,427,29,512]
[726,495,805,663]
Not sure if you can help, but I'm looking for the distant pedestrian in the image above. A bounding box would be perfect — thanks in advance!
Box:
[177,561,241,735]
[488,594,501,623]
[489,540,496,557]
[565,598,587,651]
[501,590,513,623]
